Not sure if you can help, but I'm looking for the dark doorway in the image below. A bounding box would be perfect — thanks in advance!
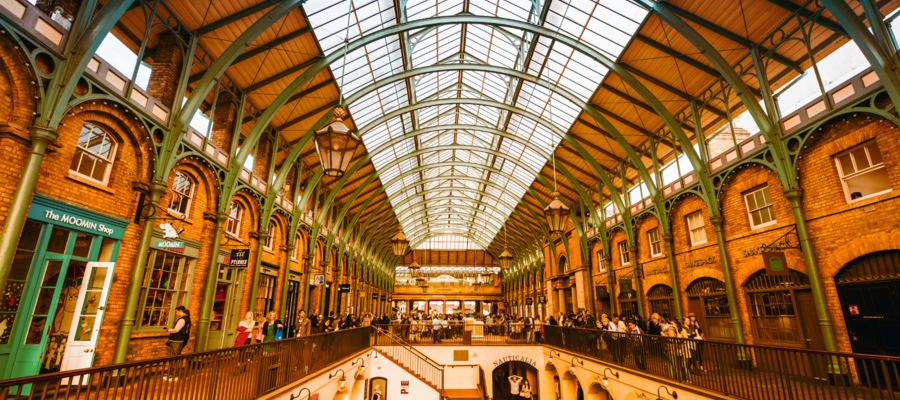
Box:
[836,251,900,388]
[491,361,538,400]
[323,285,332,317]
[284,280,300,337]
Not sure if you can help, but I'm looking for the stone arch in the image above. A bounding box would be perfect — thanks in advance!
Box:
[557,255,568,276]
[60,105,153,182]
[794,110,900,163]
[228,190,259,240]
[586,381,612,400]
[715,162,795,239]
[0,32,37,129]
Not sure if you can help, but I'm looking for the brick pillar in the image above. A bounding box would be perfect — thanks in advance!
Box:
[209,91,236,153]
[36,0,80,19]
[254,136,272,178]
[146,33,183,109]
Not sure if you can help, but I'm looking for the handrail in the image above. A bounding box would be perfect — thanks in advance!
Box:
[374,325,444,368]
[373,327,444,395]
[543,325,900,400]
[0,327,371,400]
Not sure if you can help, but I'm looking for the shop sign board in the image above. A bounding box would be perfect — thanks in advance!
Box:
[28,195,129,239]
[538,295,547,304]
[310,274,325,286]
[338,284,351,292]
[228,248,250,268]
[763,251,789,276]
[525,297,534,305]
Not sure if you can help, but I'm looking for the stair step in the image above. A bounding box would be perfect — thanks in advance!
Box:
[443,389,482,400]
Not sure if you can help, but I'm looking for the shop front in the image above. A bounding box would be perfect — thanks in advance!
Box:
[206,250,243,350]
[0,195,129,380]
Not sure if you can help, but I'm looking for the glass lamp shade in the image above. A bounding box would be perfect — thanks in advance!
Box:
[315,107,363,178]
[408,259,420,276]
[543,192,570,234]
[390,231,409,256]
[415,277,427,287]
[498,249,514,270]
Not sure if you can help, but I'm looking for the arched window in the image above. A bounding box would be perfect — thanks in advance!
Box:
[225,201,243,236]
[70,123,117,184]
[686,278,733,341]
[168,171,194,215]
[292,234,301,260]
[264,221,276,250]
[557,257,567,275]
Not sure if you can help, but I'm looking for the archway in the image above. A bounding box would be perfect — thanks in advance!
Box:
[686,277,734,341]
[586,382,611,400]
[835,250,900,357]
[491,360,539,400]
[560,370,578,400]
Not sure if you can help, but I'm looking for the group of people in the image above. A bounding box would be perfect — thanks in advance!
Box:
[233,309,396,345]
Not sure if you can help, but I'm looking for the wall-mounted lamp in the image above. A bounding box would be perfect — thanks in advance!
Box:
[329,369,347,393]
[289,388,311,400]
[657,385,677,400]
[548,350,561,366]
[601,368,619,389]
[352,357,366,378]
[569,357,583,375]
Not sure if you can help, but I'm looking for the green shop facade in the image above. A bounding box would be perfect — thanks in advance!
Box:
[0,195,129,380]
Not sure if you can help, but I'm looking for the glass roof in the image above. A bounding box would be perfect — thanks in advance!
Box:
[305,0,647,249]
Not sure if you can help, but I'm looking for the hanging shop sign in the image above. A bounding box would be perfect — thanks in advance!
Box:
[503,302,510,308]
[338,284,351,293]
[310,274,325,286]
[620,279,633,293]
[595,285,608,297]
[372,293,379,299]
[763,251,789,276]
[538,295,547,304]
[512,300,519,306]
[743,240,793,257]
[27,195,129,239]
[380,294,386,300]
[525,297,534,305]
[228,248,251,269]
[683,256,717,269]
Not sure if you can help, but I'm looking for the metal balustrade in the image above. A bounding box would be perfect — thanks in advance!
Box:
[372,327,444,395]
[0,327,370,400]
[544,325,900,400]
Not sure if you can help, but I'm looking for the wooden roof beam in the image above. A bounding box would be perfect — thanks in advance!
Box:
[762,0,848,37]
[663,3,803,73]
[600,84,696,133]
[620,63,728,119]
[194,1,283,36]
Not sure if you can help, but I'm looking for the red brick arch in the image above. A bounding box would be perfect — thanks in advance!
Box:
[0,33,37,129]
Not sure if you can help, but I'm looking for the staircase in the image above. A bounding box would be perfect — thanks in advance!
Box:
[374,328,446,396]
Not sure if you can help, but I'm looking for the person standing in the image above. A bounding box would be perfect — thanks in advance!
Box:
[432,314,443,343]
[296,310,311,337]
[260,312,284,343]
[520,378,533,399]
[508,374,523,399]
[236,312,255,346]
[164,306,191,381]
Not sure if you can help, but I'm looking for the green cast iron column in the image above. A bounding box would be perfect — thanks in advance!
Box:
[196,212,228,351]
[114,182,167,364]
[302,253,314,314]
[248,231,269,316]
[785,190,838,352]
[710,217,745,343]
[662,233,683,319]
[279,242,296,318]
[0,127,58,294]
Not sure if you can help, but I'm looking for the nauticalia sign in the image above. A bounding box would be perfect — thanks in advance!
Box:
[493,355,537,368]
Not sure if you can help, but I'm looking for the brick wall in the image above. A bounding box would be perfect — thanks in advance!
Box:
[146,33,182,110]
[209,91,236,153]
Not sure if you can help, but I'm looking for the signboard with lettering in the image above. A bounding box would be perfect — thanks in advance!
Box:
[503,302,510,308]
[380,294,386,300]
[620,279,633,293]
[538,295,547,304]
[310,274,325,286]
[525,297,534,305]
[763,251,789,276]
[338,283,351,293]
[156,240,185,253]
[595,285,608,297]
[684,257,717,269]
[228,248,250,269]
[28,195,129,239]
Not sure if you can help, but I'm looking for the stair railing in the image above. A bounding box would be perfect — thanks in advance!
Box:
[373,327,444,395]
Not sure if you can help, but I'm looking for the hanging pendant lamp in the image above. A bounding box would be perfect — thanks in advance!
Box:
[543,192,570,234]
[315,107,362,177]
[390,230,409,256]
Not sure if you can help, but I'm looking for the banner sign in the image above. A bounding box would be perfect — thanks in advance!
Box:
[763,251,789,276]
[228,248,250,269]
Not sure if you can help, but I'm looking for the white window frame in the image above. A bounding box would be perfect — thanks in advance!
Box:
[744,186,776,229]
[648,228,663,257]
[167,171,194,216]
[596,251,606,272]
[686,211,708,246]
[70,123,118,185]
[618,241,630,266]
[834,141,892,203]
[225,201,243,237]
[264,221,275,250]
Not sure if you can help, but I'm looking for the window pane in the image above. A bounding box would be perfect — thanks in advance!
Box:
[868,143,884,165]
[838,153,855,176]
[852,148,871,170]
[846,168,891,198]
[751,210,762,226]
[761,187,771,205]
[746,192,757,210]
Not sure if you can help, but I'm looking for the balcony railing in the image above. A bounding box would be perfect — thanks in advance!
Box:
[0,327,371,400]
[543,325,900,400]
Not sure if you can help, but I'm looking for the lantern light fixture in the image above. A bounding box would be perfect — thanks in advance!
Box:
[390,230,409,257]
